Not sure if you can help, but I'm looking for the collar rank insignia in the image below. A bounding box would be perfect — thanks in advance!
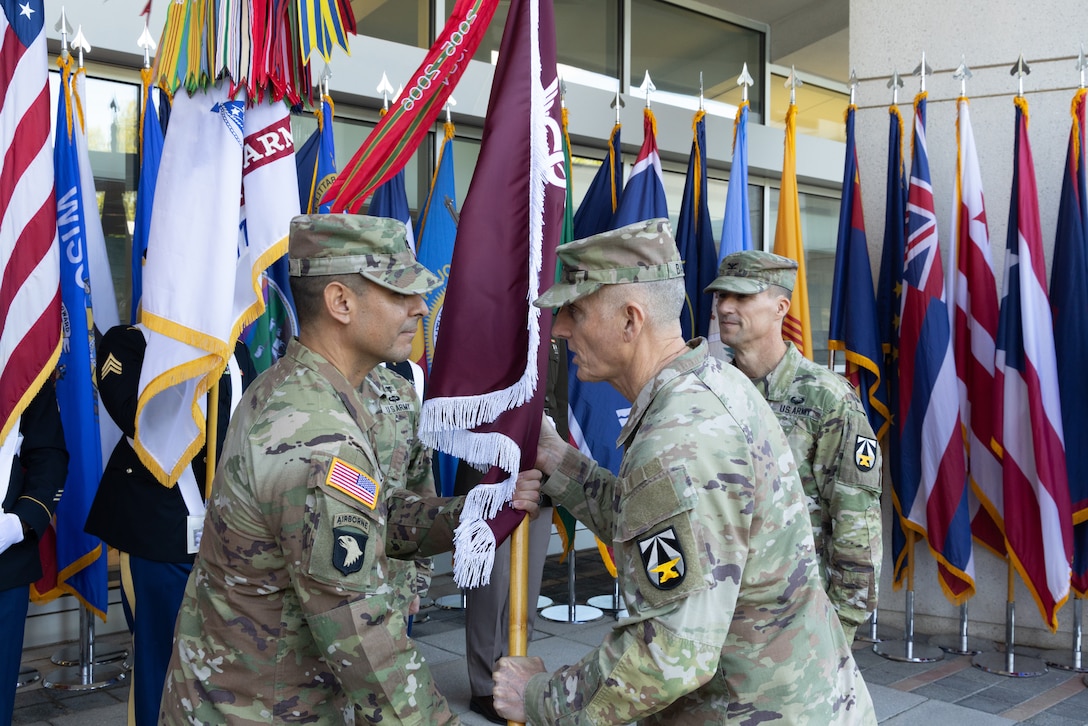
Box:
[855,435,878,472]
[332,526,368,575]
[638,526,686,590]
[326,457,380,510]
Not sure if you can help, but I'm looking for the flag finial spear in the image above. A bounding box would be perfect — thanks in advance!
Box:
[953,55,973,96]
[699,71,704,111]
[71,25,90,68]
[887,69,904,105]
[785,66,802,105]
[445,95,457,125]
[738,62,753,104]
[54,8,72,62]
[639,70,656,108]
[137,20,156,69]
[377,72,394,112]
[848,68,858,106]
[1076,44,1086,89]
[319,64,332,99]
[1010,53,1030,97]
[610,89,625,125]
[913,52,932,93]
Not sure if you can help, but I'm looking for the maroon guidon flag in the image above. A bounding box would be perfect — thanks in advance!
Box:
[419,0,564,587]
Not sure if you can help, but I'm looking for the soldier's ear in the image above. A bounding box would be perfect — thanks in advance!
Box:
[323,281,354,324]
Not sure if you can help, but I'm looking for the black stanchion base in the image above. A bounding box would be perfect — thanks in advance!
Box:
[932,636,982,656]
[972,651,1047,677]
[49,642,128,667]
[1043,650,1088,673]
[873,639,944,663]
[539,604,603,624]
[42,662,127,692]
[16,667,40,689]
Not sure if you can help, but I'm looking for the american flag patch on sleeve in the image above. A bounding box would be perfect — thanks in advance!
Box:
[325,457,380,510]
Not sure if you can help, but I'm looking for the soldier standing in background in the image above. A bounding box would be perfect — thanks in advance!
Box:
[706,250,883,641]
[494,219,875,724]
[160,215,543,724]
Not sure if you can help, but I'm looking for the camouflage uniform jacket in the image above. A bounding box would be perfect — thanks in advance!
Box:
[533,340,876,725]
[160,340,462,725]
[362,365,435,605]
[747,342,882,630]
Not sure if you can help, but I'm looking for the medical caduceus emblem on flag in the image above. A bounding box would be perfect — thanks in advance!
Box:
[639,527,686,590]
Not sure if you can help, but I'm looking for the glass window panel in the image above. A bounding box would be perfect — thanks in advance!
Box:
[466,0,620,80]
[769,73,848,143]
[49,72,140,323]
[630,0,764,121]
[767,188,839,364]
[352,0,431,48]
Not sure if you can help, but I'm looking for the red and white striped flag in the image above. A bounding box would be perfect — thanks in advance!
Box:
[948,97,1004,557]
[995,97,1072,631]
[1,0,61,445]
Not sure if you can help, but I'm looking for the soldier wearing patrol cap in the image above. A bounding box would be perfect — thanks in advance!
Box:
[493,219,876,725]
[160,215,544,725]
[707,249,883,642]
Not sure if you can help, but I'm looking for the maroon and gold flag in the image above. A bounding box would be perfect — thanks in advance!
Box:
[419,0,564,587]
[323,0,501,212]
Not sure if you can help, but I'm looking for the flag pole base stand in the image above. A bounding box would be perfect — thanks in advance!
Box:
[16,667,40,689]
[539,604,603,624]
[1043,650,1088,673]
[49,642,128,667]
[873,639,944,663]
[932,636,982,656]
[972,651,1047,677]
[435,591,467,610]
[586,595,628,619]
[536,596,554,609]
[42,662,127,692]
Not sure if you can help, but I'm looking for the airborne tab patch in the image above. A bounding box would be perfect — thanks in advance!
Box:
[855,435,878,472]
[325,457,380,509]
[638,527,686,590]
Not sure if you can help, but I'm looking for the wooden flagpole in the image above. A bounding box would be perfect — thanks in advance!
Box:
[508,515,530,725]
[205,381,219,499]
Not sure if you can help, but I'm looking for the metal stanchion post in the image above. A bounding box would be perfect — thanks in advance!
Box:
[972,564,1046,677]
[933,602,982,656]
[855,607,883,644]
[1044,596,1087,672]
[874,532,943,663]
[43,606,127,691]
[587,578,627,619]
[540,549,602,623]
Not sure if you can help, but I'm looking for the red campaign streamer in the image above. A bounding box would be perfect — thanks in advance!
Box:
[323,0,500,212]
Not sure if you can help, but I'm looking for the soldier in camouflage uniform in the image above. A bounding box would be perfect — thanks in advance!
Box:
[159,215,543,725]
[706,250,883,642]
[493,219,876,725]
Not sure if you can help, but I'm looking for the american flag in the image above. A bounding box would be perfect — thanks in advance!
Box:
[1,0,61,443]
[326,458,379,509]
[898,93,974,603]
[995,96,1072,631]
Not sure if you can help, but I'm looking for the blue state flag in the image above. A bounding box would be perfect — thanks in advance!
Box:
[611,108,667,228]
[416,122,459,496]
[675,109,717,341]
[369,169,416,253]
[829,104,889,440]
[720,101,752,257]
[51,60,107,617]
[131,69,164,323]
[573,124,622,239]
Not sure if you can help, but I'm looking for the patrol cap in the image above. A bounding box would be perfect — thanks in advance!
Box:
[533,218,685,309]
[287,214,440,295]
[704,250,798,295]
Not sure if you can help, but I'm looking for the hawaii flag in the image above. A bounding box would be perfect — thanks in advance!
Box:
[611,108,667,228]
[949,97,1004,557]
[996,96,1071,630]
[135,88,298,486]
[419,0,564,587]
[897,93,974,603]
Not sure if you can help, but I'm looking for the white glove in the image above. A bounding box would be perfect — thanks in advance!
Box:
[0,512,25,555]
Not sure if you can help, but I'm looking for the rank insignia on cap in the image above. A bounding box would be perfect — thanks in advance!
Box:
[332,526,368,575]
[855,435,878,472]
[326,457,380,509]
[638,526,686,590]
